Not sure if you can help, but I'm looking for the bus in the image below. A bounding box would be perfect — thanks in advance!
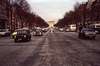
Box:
[88,23,100,33]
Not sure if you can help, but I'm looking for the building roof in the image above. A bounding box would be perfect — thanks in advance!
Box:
[87,0,95,9]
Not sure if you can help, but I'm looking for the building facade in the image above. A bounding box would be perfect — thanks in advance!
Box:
[0,0,7,29]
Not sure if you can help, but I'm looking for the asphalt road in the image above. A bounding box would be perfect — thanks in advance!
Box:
[0,31,100,66]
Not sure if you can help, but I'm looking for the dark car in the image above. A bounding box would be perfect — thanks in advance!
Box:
[12,29,22,38]
[42,28,48,33]
[33,29,43,36]
[78,28,96,39]
[0,29,11,37]
[14,29,31,42]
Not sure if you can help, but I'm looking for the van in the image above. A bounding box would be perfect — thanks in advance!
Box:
[68,24,76,32]
[89,23,100,33]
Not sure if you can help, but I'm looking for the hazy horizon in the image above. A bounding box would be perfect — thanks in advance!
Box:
[27,0,87,23]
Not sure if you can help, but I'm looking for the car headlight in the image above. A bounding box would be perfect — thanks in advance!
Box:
[24,35,26,38]
[14,36,16,38]
[2,33,5,35]
[93,32,96,35]
[12,32,17,35]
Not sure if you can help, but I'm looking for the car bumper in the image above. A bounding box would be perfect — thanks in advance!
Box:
[0,34,5,36]
[85,34,96,37]
[14,36,28,40]
[34,32,42,36]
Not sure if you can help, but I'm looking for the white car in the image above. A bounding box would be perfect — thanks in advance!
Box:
[0,29,11,37]
[33,29,43,36]
[65,28,70,32]
[59,28,64,32]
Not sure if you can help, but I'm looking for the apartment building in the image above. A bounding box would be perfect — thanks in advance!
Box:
[87,0,95,9]
[0,0,7,29]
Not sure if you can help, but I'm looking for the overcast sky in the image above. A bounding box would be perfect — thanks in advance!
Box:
[27,0,87,23]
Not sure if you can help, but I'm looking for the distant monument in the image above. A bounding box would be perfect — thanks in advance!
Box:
[48,20,55,27]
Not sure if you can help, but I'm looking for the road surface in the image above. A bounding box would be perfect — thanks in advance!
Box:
[0,31,100,66]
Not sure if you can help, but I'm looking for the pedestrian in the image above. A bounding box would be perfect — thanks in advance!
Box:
[79,24,83,32]
[50,27,54,33]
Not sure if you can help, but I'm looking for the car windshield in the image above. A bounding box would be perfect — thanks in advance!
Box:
[14,29,22,32]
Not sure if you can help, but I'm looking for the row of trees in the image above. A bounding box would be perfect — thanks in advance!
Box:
[5,0,48,31]
[55,0,100,28]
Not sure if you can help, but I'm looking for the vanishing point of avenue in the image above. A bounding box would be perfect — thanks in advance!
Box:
[0,0,100,66]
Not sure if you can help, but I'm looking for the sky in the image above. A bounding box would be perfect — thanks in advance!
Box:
[27,0,87,23]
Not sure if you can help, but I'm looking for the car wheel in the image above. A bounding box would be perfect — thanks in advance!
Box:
[29,38,31,41]
[41,34,43,36]
[78,35,80,38]
[5,34,7,37]
[25,39,28,42]
[82,36,85,39]
[78,34,81,38]
[6,34,9,37]
[14,39,17,42]
[12,36,14,39]
[9,34,11,36]
[92,36,95,40]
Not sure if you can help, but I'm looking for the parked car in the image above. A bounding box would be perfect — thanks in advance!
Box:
[33,28,43,36]
[78,28,96,39]
[65,28,70,32]
[59,28,64,32]
[14,29,31,42]
[0,29,11,37]
[42,28,48,32]
[88,23,100,34]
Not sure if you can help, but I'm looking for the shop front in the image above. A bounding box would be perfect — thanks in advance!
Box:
[0,14,7,29]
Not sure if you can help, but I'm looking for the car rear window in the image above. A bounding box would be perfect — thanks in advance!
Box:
[96,25,100,28]
[17,30,28,33]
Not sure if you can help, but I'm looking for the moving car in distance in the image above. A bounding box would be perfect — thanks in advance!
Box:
[67,24,76,32]
[0,29,11,37]
[59,28,64,32]
[78,28,96,39]
[33,28,43,36]
[65,28,70,32]
[14,29,31,42]
[42,28,48,33]
[88,23,100,34]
